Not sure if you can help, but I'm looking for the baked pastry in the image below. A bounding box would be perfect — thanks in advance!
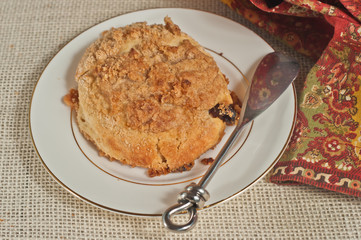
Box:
[64,17,238,176]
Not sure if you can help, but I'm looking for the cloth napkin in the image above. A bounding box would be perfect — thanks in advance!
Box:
[222,0,361,197]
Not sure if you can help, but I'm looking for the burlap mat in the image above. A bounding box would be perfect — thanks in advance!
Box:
[1,0,360,239]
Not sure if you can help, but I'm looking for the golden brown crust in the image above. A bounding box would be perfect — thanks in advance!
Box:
[73,17,233,176]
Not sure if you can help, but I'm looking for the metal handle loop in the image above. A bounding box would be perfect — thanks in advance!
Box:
[162,183,210,232]
[162,201,198,232]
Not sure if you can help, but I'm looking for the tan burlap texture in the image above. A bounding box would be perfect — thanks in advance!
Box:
[1,0,360,239]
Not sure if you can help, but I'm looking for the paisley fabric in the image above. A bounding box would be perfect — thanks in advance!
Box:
[222,0,361,197]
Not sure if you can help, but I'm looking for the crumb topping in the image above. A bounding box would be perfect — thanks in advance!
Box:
[200,157,215,165]
[63,88,79,110]
[71,17,235,176]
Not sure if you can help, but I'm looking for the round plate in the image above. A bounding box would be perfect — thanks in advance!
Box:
[30,8,296,216]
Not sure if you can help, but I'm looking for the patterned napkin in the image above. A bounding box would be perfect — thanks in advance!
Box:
[222,0,361,197]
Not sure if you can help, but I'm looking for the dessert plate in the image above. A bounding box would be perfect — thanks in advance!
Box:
[30,8,296,216]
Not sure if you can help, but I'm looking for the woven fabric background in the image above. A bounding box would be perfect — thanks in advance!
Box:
[1,0,360,239]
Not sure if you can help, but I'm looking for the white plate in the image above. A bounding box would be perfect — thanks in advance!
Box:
[30,8,296,216]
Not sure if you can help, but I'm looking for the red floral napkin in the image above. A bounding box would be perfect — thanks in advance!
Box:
[222,0,361,197]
